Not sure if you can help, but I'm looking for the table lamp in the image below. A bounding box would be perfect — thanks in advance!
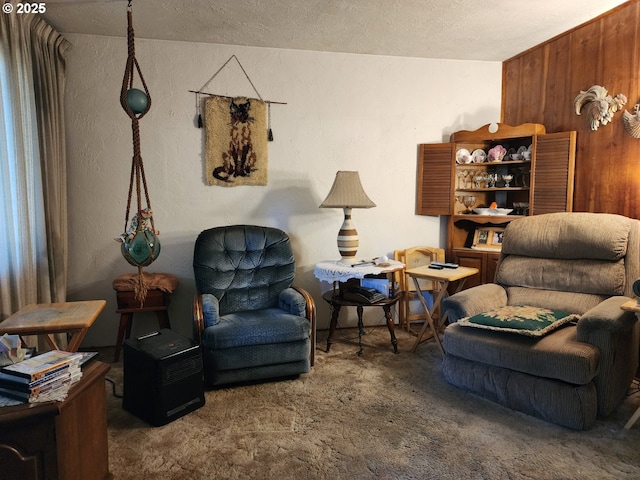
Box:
[320,171,376,264]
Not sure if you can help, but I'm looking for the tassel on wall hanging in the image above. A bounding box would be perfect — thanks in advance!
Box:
[189,55,286,187]
[114,0,160,303]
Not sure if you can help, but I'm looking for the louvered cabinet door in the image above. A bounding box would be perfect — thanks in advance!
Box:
[416,143,454,215]
[530,131,576,215]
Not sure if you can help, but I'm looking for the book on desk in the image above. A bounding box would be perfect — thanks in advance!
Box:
[0,350,82,381]
[0,350,84,403]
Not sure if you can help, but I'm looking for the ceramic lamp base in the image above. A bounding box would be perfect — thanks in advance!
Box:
[337,208,359,264]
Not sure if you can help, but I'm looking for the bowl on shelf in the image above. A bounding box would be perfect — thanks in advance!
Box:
[494,208,514,215]
[472,207,513,216]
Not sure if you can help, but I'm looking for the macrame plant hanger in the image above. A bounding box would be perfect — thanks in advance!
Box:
[118,0,159,303]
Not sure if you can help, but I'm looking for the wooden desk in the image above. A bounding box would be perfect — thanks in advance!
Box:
[405,265,479,354]
[0,361,112,480]
[0,300,106,352]
[620,299,640,430]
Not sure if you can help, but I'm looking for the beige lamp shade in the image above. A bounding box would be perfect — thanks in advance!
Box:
[319,171,376,209]
[320,171,376,264]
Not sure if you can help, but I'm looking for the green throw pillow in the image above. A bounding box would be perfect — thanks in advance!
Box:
[458,305,579,337]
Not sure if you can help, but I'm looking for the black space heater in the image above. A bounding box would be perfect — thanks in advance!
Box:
[123,329,205,426]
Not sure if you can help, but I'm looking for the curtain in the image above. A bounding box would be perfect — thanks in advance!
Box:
[0,14,70,348]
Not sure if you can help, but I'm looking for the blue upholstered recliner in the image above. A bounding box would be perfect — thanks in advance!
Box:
[192,225,315,386]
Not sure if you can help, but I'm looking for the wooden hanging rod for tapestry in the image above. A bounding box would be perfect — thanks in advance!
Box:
[190,54,286,105]
[188,90,287,105]
[191,55,286,137]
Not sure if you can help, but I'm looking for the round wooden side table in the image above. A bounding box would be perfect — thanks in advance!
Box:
[322,290,401,355]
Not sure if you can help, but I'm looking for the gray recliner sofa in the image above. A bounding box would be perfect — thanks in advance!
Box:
[442,212,640,429]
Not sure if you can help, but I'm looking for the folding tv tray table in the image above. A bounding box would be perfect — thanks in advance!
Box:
[404,265,479,355]
[0,300,106,352]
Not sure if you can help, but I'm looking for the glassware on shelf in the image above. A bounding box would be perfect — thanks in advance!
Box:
[518,167,529,187]
[512,170,520,187]
[462,195,476,213]
[459,169,470,189]
[513,202,530,216]
[502,174,514,187]
[487,172,499,188]
[473,173,486,188]
[513,202,521,215]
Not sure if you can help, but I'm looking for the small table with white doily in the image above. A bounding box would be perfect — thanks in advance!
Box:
[314,260,404,355]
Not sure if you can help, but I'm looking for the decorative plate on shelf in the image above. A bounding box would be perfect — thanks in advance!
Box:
[471,149,487,163]
[456,148,471,164]
[487,145,506,162]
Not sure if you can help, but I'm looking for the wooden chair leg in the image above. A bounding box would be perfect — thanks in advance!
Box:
[114,312,133,363]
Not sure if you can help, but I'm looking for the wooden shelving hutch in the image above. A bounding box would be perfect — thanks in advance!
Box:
[416,123,576,288]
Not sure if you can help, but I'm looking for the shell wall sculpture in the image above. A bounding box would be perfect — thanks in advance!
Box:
[623,104,640,138]
[574,85,627,131]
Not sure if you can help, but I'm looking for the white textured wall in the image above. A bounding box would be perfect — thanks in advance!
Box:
[63,34,501,346]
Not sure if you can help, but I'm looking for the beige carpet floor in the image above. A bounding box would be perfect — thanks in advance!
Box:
[100,326,640,480]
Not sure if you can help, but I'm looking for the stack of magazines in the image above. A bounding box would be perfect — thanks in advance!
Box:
[0,350,84,403]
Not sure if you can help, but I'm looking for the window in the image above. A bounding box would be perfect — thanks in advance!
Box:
[0,40,45,282]
[1,15,68,317]
[0,39,15,280]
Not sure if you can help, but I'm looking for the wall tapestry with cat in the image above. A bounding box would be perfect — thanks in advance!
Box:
[204,96,268,186]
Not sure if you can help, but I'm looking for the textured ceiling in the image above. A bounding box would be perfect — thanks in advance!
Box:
[41,0,629,61]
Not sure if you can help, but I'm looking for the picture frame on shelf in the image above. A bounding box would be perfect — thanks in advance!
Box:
[472,227,505,251]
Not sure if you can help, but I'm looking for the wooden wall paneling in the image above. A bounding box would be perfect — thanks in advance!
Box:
[502,0,640,218]
[568,19,607,214]
[623,2,640,218]
[600,6,640,216]
[579,13,627,215]
[502,51,547,124]
[544,36,571,131]
[520,49,547,124]
[501,57,521,121]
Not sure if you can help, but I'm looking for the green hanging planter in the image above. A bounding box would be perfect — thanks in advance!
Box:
[121,230,160,267]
